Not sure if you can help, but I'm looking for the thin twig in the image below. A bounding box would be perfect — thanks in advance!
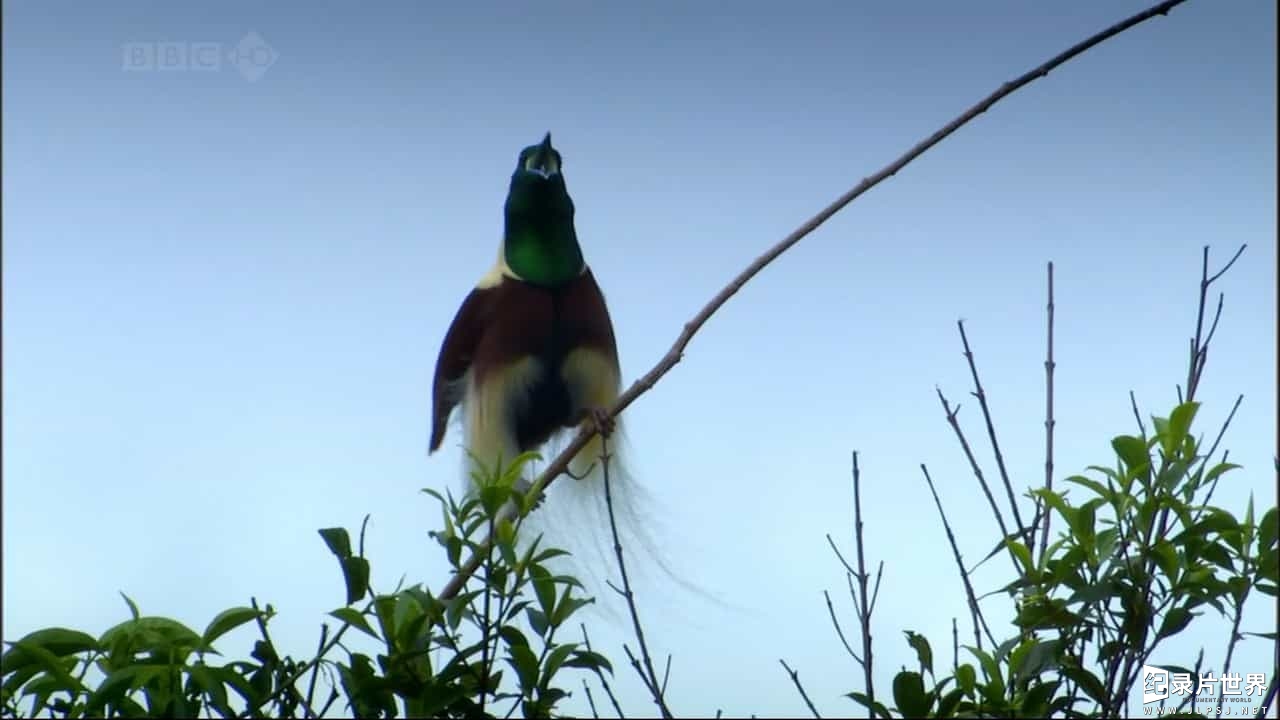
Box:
[827,538,884,634]
[238,598,374,719]
[582,679,599,718]
[622,645,663,709]
[1218,577,1253,709]
[1129,390,1148,438]
[435,0,1192,601]
[317,684,340,719]
[867,562,884,618]
[479,507,496,717]
[957,321,1027,542]
[581,625,625,718]
[920,464,996,649]
[1109,244,1249,715]
[601,435,672,719]
[936,389,1014,561]
[779,660,822,718]
[1039,262,1056,563]
[304,624,330,719]
[1194,395,1243,514]
[1186,244,1247,401]
[249,598,310,718]
[850,452,876,705]
[823,589,862,664]
[952,618,959,673]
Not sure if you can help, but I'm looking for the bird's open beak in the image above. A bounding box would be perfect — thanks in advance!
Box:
[526,132,559,178]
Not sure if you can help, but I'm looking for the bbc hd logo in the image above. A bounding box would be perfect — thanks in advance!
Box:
[121,32,278,82]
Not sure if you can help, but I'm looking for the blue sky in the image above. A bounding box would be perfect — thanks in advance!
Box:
[3,0,1276,716]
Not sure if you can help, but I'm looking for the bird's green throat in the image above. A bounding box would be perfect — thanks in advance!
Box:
[503,226,583,288]
[502,133,585,288]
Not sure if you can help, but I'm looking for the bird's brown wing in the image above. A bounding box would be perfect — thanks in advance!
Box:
[429,286,492,453]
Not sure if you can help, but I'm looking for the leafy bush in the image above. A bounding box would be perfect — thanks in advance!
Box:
[841,401,1276,718]
[2,454,610,718]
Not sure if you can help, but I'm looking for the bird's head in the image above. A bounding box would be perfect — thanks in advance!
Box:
[502,132,583,287]
[506,132,572,215]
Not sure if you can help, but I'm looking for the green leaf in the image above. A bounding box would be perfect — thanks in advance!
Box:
[1257,544,1279,586]
[478,482,513,518]
[201,607,262,648]
[1013,639,1060,685]
[1085,464,1121,482]
[1149,541,1180,585]
[1258,508,1278,551]
[120,592,141,621]
[1,628,98,675]
[532,548,570,564]
[1201,540,1236,572]
[506,644,539,697]
[562,650,613,676]
[994,636,1020,664]
[1152,415,1169,439]
[956,663,977,694]
[1063,665,1106,704]
[936,686,965,717]
[1112,435,1151,478]
[499,626,531,651]
[1021,679,1060,717]
[903,631,933,676]
[1,663,41,701]
[217,661,265,707]
[1204,462,1242,487]
[85,666,153,717]
[530,566,556,619]
[1066,577,1114,606]
[846,691,893,718]
[1095,528,1120,562]
[1006,540,1034,576]
[1065,474,1113,501]
[444,594,468,632]
[892,671,930,718]
[1200,507,1242,536]
[550,588,592,628]
[373,594,398,647]
[98,616,205,662]
[188,662,233,717]
[5,642,79,691]
[1163,402,1200,456]
[542,643,577,685]
[250,639,279,667]
[318,527,353,559]
[393,592,426,645]
[1077,498,1103,544]
[1033,489,1074,527]
[329,608,380,641]
[526,608,549,638]
[341,557,371,605]
[444,535,463,569]
[967,646,1005,700]
[496,520,519,568]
